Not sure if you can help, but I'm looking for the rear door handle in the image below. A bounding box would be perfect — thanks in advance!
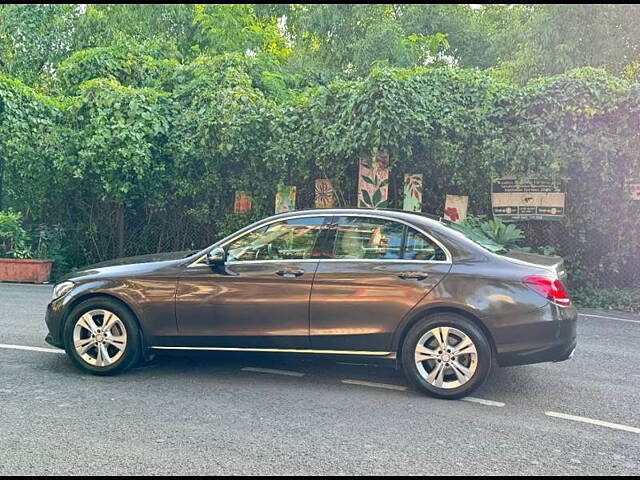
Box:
[397,271,429,280]
[276,268,305,278]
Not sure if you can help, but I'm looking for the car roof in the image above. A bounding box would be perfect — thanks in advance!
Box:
[271,207,444,225]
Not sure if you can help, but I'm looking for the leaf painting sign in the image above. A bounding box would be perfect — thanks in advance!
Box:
[275,184,296,214]
[315,179,334,208]
[403,174,423,212]
[234,191,252,213]
[444,195,468,223]
[492,176,566,221]
[358,152,389,209]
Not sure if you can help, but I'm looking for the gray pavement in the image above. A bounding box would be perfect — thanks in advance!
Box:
[0,283,639,475]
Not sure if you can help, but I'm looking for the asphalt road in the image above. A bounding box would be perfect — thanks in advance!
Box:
[1,283,639,475]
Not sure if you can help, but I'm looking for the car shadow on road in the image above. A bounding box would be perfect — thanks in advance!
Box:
[136,350,405,384]
[39,348,555,403]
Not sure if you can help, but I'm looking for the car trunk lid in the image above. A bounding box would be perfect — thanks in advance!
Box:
[501,251,567,281]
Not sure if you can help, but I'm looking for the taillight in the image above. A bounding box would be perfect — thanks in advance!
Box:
[523,276,571,307]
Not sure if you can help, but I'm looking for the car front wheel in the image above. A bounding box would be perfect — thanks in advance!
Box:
[63,298,141,375]
[401,313,492,399]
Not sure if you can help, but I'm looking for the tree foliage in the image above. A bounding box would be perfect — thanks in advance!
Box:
[0,4,80,84]
[510,5,640,81]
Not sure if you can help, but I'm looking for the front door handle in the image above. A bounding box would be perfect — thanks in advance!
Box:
[276,268,305,278]
[397,271,429,281]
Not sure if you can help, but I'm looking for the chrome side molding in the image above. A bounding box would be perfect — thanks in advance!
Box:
[151,345,396,359]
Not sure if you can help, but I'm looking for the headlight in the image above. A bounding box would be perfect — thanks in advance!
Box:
[52,281,75,300]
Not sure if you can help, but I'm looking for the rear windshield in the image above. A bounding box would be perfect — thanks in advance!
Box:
[411,212,506,254]
[440,220,506,253]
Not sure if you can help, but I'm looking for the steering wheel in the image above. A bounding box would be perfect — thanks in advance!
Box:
[254,244,280,260]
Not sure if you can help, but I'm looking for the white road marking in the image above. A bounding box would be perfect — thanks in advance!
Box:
[461,397,505,407]
[341,379,408,391]
[579,313,640,325]
[340,380,507,407]
[0,344,64,354]
[336,362,378,367]
[546,411,640,434]
[241,367,305,377]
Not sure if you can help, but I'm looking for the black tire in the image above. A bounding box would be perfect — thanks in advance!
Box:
[63,297,141,376]
[400,313,492,399]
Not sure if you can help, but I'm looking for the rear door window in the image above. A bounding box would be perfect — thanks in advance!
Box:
[320,216,404,260]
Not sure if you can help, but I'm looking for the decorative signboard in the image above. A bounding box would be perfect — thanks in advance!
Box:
[233,191,252,213]
[403,174,423,212]
[443,194,468,223]
[625,179,640,201]
[315,179,334,208]
[358,152,389,209]
[275,184,296,214]
[492,176,566,221]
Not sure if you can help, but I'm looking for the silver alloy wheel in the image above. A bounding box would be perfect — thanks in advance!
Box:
[415,326,478,389]
[73,309,127,367]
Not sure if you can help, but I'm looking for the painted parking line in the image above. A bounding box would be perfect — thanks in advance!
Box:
[579,313,640,325]
[341,380,507,407]
[546,411,640,434]
[241,367,305,377]
[336,362,379,367]
[461,397,505,408]
[0,344,64,354]
[342,379,408,391]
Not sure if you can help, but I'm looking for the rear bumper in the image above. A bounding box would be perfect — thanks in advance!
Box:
[494,304,577,367]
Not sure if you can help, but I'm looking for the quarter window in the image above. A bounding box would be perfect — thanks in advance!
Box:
[403,227,447,261]
[226,217,329,262]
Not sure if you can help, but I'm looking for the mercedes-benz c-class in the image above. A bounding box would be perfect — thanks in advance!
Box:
[45,209,577,399]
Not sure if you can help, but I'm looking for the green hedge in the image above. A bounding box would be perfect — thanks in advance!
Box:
[1,55,639,288]
[572,286,640,313]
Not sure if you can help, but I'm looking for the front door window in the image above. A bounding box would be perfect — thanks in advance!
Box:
[226,217,329,262]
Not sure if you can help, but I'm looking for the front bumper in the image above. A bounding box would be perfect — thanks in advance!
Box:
[44,298,65,349]
[494,303,578,367]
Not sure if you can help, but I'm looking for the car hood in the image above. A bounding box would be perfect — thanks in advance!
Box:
[63,250,198,282]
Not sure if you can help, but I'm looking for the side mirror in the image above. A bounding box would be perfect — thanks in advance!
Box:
[206,247,226,266]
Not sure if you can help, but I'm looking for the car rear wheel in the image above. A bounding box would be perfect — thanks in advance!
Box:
[63,298,141,375]
[401,313,492,399]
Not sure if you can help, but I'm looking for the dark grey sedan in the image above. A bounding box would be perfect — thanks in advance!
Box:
[45,209,577,399]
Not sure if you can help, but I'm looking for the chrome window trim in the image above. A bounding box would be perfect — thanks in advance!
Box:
[188,212,453,268]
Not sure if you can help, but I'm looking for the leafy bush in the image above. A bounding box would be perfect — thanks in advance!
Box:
[31,224,69,278]
[478,218,525,249]
[0,210,30,258]
[448,215,527,252]
[0,212,68,276]
[1,61,639,291]
[571,286,640,313]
